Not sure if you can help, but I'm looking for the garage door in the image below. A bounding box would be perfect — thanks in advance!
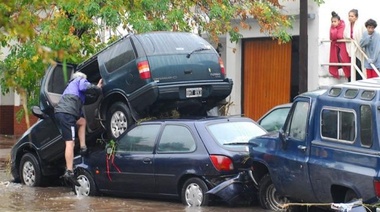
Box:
[243,38,291,121]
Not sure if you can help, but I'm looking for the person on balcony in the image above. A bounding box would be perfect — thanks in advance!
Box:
[329,11,351,79]
[360,19,380,78]
[344,9,366,81]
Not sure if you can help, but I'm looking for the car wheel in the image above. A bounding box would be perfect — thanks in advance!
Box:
[181,177,209,206]
[74,169,98,196]
[19,153,42,187]
[344,189,358,202]
[259,174,289,211]
[106,102,133,140]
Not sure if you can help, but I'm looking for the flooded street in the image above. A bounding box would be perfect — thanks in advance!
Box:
[0,170,266,211]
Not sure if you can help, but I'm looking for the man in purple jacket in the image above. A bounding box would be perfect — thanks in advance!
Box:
[55,72,103,186]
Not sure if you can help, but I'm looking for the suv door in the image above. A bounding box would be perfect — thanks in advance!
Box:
[34,63,74,161]
[40,63,74,114]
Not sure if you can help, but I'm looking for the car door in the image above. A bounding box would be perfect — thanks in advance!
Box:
[40,63,74,115]
[153,124,200,195]
[273,99,315,202]
[108,123,161,194]
[35,63,74,161]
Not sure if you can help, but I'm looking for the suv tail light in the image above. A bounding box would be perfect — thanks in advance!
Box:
[138,60,151,80]
[218,57,225,76]
[210,155,234,171]
[374,180,380,197]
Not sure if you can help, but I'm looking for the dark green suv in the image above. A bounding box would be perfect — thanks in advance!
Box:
[78,31,233,139]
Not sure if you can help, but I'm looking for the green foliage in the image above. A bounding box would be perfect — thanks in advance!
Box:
[0,0,325,127]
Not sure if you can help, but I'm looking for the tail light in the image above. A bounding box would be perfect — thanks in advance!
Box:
[374,180,380,197]
[210,155,234,171]
[218,57,226,76]
[137,60,151,80]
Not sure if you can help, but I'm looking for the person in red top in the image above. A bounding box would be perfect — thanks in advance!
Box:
[329,11,351,79]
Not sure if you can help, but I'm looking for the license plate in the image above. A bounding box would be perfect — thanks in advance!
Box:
[186,87,202,98]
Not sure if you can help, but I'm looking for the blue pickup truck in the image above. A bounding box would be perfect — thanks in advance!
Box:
[249,79,380,211]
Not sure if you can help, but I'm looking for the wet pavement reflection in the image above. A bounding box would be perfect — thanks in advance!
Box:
[0,170,266,211]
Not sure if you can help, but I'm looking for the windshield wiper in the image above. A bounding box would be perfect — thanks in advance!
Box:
[186,46,211,58]
[223,141,249,145]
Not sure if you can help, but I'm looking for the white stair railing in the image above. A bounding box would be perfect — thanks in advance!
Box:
[352,39,380,77]
[320,39,380,81]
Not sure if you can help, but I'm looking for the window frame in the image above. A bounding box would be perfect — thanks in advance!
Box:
[320,106,357,143]
[360,104,373,147]
[156,124,197,154]
[285,101,310,141]
[116,123,161,154]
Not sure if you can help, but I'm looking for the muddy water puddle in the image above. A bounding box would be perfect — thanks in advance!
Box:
[0,170,262,211]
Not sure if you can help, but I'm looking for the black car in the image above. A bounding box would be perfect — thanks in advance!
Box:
[10,31,233,187]
[73,116,267,206]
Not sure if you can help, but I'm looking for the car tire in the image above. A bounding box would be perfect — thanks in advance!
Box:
[344,189,358,202]
[258,174,289,211]
[181,177,209,206]
[19,153,42,187]
[74,169,98,196]
[106,102,133,140]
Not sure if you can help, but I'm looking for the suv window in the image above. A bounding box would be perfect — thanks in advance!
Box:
[104,38,135,73]
[286,101,309,141]
[157,125,196,153]
[360,105,373,147]
[117,124,160,153]
[47,65,73,94]
[321,108,356,142]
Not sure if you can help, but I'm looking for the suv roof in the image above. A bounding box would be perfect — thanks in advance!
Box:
[134,31,213,55]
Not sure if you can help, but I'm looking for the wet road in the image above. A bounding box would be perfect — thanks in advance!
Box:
[0,170,267,211]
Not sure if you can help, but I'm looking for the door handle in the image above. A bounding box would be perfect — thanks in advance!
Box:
[297,145,307,152]
[143,158,152,164]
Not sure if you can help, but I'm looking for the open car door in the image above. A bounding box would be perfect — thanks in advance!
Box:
[32,63,74,162]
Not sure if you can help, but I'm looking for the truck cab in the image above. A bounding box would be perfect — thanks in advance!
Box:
[250,78,380,211]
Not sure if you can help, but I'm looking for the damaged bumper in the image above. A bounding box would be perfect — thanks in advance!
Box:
[207,170,257,205]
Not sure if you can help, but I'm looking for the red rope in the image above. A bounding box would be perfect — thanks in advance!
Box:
[106,154,112,181]
[106,154,122,181]
[111,155,121,172]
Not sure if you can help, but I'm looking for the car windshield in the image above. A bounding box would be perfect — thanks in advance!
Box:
[207,121,266,145]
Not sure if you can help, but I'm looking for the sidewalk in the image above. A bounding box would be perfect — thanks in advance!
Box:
[0,135,18,167]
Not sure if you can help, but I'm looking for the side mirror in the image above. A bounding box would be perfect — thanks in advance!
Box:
[31,106,47,119]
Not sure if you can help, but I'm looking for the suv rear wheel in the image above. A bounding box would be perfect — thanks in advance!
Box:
[106,102,133,140]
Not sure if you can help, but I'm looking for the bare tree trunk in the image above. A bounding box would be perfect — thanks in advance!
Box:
[19,90,30,130]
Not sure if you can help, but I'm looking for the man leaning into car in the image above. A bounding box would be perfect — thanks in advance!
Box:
[54,72,103,186]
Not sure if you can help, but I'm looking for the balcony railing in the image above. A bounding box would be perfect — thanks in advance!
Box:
[320,39,380,81]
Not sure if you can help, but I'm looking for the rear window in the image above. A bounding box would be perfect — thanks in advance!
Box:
[207,121,266,145]
[136,32,214,55]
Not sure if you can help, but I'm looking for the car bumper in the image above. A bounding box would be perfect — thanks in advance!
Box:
[128,79,233,112]
[158,78,233,100]
[207,170,256,205]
